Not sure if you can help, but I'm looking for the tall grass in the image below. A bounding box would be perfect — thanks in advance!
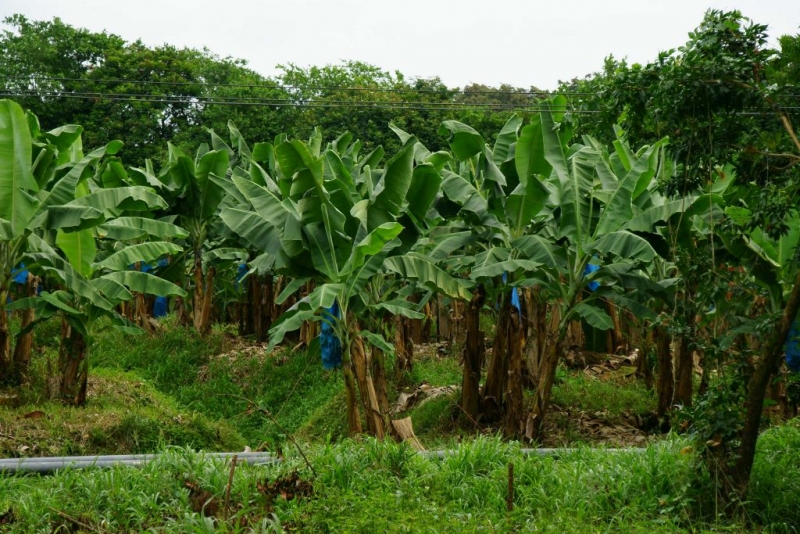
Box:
[3,429,797,532]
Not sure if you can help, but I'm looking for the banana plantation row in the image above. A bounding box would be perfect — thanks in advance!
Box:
[0,95,798,497]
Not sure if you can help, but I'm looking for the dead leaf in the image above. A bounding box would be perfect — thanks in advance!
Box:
[184,480,219,517]
[0,508,15,525]
[22,411,45,419]
[258,471,313,509]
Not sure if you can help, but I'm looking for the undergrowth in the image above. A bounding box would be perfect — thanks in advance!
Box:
[1,430,798,532]
[0,368,244,457]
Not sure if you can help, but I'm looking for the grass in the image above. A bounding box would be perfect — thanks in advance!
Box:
[2,314,798,531]
[552,371,656,417]
[0,368,244,457]
[2,429,799,532]
[85,316,344,448]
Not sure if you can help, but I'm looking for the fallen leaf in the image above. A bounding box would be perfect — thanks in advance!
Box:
[0,508,15,525]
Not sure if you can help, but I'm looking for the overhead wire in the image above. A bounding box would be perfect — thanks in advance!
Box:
[0,88,546,108]
[0,90,603,113]
[0,75,572,96]
[1,89,797,116]
[2,75,798,99]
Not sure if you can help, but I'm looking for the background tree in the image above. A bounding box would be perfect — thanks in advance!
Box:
[564,9,800,502]
[0,15,291,165]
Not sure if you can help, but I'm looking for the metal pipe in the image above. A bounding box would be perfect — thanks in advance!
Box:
[0,447,645,474]
[0,452,277,474]
[420,448,646,459]
[0,452,274,464]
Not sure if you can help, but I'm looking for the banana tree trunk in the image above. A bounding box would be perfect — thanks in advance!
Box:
[134,292,153,335]
[655,325,674,418]
[438,296,466,346]
[421,301,433,343]
[483,298,511,421]
[371,344,389,414]
[606,299,624,354]
[196,266,216,336]
[637,324,654,389]
[460,288,485,422]
[251,275,263,341]
[59,322,89,406]
[192,251,204,331]
[527,333,565,443]
[261,275,274,342]
[522,287,547,387]
[673,335,693,407]
[407,294,424,345]
[504,306,524,438]
[298,282,317,347]
[239,275,254,336]
[0,287,10,380]
[11,274,38,382]
[349,327,384,439]
[394,314,413,377]
[436,295,451,342]
[343,366,363,435]
[525,303,563,441]
[175,296,191,327]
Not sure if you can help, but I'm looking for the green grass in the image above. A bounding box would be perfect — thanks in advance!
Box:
[85,316,344,447]
[0,368,244,457]
[552,371,656,417]
[2,315,799,531]
[407,353,462,387]
[2,429,798,532]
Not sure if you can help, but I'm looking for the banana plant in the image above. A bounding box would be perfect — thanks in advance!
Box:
[434,109,555,432]
[522,107,674,441]
[9,231,186,405]
[0,99,165,381]
[220,130,468,437]
[128,135,231,334]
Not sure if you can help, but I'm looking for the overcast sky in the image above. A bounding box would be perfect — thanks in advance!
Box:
[1,0,798,90]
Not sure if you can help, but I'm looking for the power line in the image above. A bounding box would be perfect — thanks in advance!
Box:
[2,90,797,116]
[3,75,799,99]
[0,75,566,96]
[0,90,603,113]
[0,88,550,109]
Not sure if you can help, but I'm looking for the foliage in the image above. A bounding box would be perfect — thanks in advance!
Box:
[0,15,293,165]
[2,431,799,532]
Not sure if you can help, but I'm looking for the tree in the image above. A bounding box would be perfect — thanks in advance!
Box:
[0,99,185,401]
[0,15,293,165]
[565,10,800,501]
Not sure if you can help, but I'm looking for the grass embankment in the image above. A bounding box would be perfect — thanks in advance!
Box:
[0,367,243,457]
[89,318,345,447]
[3,314,659,456]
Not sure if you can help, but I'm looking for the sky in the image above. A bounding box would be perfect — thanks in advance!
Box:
[1,0,798,90]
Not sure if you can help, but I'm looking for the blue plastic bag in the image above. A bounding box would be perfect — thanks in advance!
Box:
[786,316,800,373]
[12,263,29,285]
[501,272,521,312]
[153,297,168,318]
[584,263,600,292]
[320,301,342,369]
[235,263,248,290]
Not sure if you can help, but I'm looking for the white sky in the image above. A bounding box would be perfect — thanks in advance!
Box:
[1,0,798,90]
